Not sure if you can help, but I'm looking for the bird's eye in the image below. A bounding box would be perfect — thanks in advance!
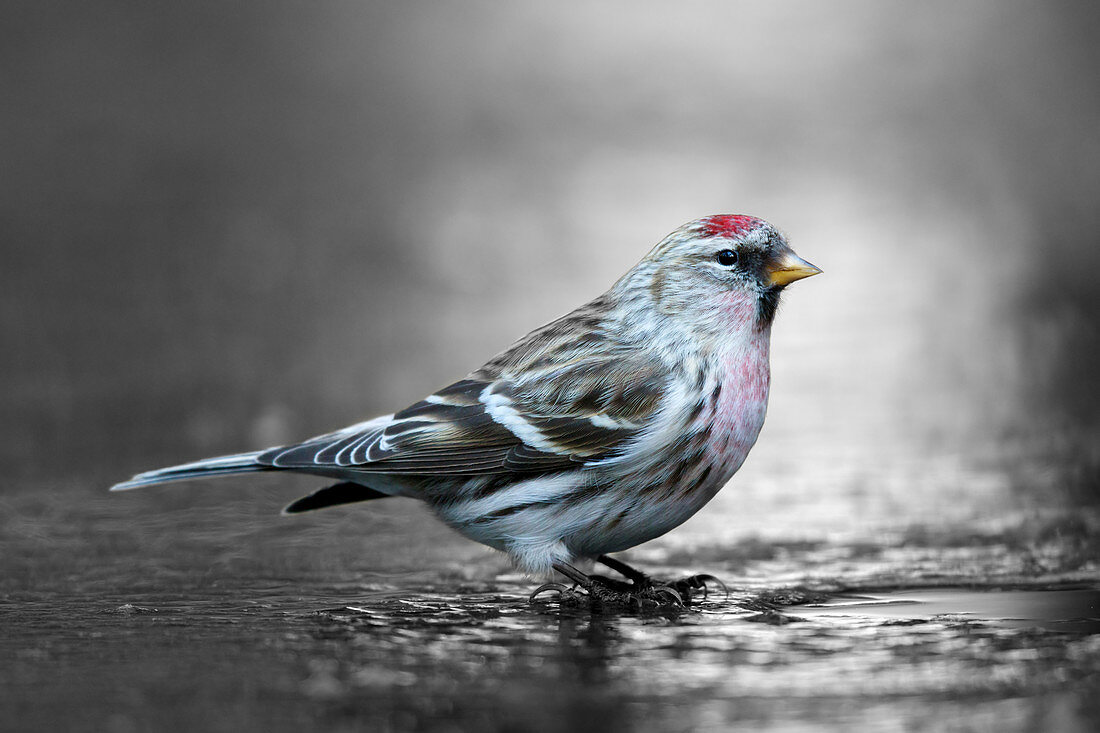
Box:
[716,249,738,267]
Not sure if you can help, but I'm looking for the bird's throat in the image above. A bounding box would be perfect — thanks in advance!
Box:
[756,288,781,329]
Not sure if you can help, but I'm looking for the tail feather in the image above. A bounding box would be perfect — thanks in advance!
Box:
[109,451,270,491]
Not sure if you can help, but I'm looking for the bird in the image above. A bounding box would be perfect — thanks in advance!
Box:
[111,214,820,607]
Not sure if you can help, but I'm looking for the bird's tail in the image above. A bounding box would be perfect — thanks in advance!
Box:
[109,451,271,491]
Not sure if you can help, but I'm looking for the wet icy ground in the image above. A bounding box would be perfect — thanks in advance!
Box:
[3,489,1097,733]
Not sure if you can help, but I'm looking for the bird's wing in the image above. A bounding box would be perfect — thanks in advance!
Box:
[258,351,671,476]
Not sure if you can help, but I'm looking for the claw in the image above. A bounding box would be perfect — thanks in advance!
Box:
[678,573,728,602]
[650,585,685,606]
[695,574,729,600]
[529,582,570,602]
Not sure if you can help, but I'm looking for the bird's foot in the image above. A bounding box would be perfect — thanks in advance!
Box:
[595,554,728,606]
[529,571,685,610]
[663,573,728,605]
[530,560,726,611]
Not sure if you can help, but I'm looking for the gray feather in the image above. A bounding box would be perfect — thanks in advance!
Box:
[109,451,269,491]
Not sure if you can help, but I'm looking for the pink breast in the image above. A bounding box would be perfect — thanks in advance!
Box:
[708,336,771,464]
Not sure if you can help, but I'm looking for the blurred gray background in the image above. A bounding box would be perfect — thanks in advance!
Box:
[3,0,1099,538]
[4,4,1100,732]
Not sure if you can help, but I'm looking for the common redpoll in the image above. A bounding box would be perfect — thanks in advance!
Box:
[112,215,820,605]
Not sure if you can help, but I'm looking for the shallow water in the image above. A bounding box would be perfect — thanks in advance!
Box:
[2,489,1098,733]
[5,581,1098,733]
[797,587,1100,633]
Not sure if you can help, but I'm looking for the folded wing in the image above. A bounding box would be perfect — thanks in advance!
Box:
[258,352,670,477]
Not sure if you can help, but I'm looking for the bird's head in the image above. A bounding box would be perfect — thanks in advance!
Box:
[623,214,821,336]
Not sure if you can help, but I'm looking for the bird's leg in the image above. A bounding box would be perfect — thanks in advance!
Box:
[596,554,728,605]
[595,554,649,583]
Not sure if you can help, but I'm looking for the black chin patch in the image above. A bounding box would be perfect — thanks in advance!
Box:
[757,288,781,326]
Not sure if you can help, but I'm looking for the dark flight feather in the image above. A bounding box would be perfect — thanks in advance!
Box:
[282,481,391,514]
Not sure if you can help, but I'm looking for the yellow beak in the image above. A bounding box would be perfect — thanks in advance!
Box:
[765,249,822,288]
